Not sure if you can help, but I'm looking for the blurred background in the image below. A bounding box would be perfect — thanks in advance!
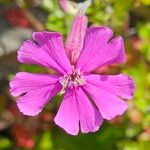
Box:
[0,0,150,149]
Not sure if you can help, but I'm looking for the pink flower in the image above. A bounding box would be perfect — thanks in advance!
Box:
[10,13,135,135]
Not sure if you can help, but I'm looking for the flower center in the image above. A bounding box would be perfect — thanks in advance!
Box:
[59,66,86,94]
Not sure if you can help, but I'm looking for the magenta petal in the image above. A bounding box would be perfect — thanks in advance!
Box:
[10,72,60,97]
[75,88,103,133]
[66,14,87,63]
[32,32,72,73]
[18,40,64,74]
[54,87,103,135]
[54,88,79,135]
[10,72,61,116]
[84,83,128,120]
[84,74,135,99]
[17,83,61,116]
[32,31,61,46]
[18,32,72,74]
[77,27,126,73]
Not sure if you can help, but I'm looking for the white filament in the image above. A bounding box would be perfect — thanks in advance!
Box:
[59,68,86,94]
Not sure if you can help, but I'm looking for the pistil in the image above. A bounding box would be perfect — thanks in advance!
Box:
[59,69,86,94]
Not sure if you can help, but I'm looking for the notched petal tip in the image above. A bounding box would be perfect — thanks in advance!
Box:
[32,31,62,46]
[87,26,113,40]
[17,40,35,63]
[100,100,128,121]
[80,123,102,134]
[122,75,136,99]
[9,73,22,97]
[17,100,41,116]
[111,36,126,63]
[9,82,17,97]
[54,118,79,136]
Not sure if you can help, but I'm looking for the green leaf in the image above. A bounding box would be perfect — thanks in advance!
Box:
[36,132,53,150]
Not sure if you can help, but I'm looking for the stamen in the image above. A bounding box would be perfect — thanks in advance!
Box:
[59,68,86,93]
[59,75,70,95]
[75,77,86,86]
[59,87,66,95]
